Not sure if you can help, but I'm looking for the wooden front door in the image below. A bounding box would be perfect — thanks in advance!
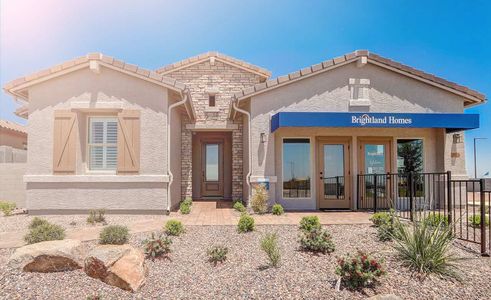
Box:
[317,138,351,209]
[201,140,224,197]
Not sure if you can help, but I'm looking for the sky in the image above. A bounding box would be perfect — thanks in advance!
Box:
[1,0,490,177]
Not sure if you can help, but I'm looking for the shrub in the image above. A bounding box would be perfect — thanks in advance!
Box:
[28,217,49,229]
[299,216,321,232]
[370,212,391,227]
[468,214,490,228]
[87,209,106,225]
[237,213,255,233]
[233,201,246,213]
[182,197,193,206]
[143,232,172,260]
[424,213,449,227]
[0,201,16,216]
[260,232,281,267]
[180,202,191,214]
[391,216,460,278]
[165,219,185,236]
[207,245,228,265]
[251,184,268,214]
[86,293,103,300]
[99,225,129,245]
[271,204,284,216]
[24,222,65,244]
[336,251,386,289]
[377,222,395,242]
[299,228,335,254]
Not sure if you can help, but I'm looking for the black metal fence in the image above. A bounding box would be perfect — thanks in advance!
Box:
[357,171,491,256]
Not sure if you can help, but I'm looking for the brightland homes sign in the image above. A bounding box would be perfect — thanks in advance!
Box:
[351,114,412,126]
[271,112,479,132]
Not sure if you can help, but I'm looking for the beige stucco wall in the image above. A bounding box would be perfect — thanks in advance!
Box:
[0,163,26,207]
[246,61,470,209]
[24,66,172,212]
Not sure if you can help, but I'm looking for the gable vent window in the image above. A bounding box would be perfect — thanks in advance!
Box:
[88,117,118,171]
[208,95,216,107]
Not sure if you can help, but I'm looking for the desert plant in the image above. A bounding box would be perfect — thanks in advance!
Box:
[336,250,386,289]
[299,216,321,232]
[86,293,103,300]
[24,222,65,244]
[180,201,191,214]
[233,201,246,213]
[391,216,460,278]
[143,232,172,260]
[87,209,106,225]
[468,214,490,228]
[271,204,284,216]
[377,221,396,242]
[370,211,391,227]
[207,245,229,265]
[182,197,193,206]
[99,225,129,245]
[0,201,16,216]
[28,217,49,229]
[165,219,185,236]
[260,232,281,267]
[424,213,449,227]
[251,184,268,214]
[299,227,335,254]
[237,213,255,233]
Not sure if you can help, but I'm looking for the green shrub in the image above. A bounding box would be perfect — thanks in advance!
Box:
[207,245,228,265]
[377,222,396,242]
[271,204,284,216]
[423,213,449,227]
[391,216,460,278]
[299,228,335,254]
[180,202,191,214]
[24,222,65,244]
[99,225,129,245]
[299,216,321,232]
[182,197,193,206]
[251,184,268,214]
[165,219,185,236]
[87,209,106,225]
[233,201,246,213]
[28,217,49,229]
[260,232,281,267]
[237,213,255,233]
[370,212,391,227]
[336,251,386,289]
[468,214,490,228]
[0,201,16,216]
[142,232,172,260]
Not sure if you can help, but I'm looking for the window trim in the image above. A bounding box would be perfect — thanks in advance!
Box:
[396,137,426,173]
[281,136,313,199]
[86,116,118,174]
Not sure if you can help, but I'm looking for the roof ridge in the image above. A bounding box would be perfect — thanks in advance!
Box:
[233,50,485,103]
[155,51,271,78]
[0,119,27,134]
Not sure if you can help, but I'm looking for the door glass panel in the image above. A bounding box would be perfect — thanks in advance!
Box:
[365,144,386,174]
[205,144,219,181]
[323,144,345,199]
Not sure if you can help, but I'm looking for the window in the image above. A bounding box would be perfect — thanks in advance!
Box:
[397,139,424,173]
[88,117,118,171]
[208,95,216,107]
[282,138,311,198]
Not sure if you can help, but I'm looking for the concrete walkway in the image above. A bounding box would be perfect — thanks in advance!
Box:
[0,201,371,249]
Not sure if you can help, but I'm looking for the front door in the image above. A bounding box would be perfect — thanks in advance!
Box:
[318,138,351,209]
[201,141,224,197]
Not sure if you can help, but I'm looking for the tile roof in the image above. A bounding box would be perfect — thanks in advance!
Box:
[3,53,189,99]
[155,51,271,78]
[233,50,486,104]
[0,119,27,134]
[14,105,28,119]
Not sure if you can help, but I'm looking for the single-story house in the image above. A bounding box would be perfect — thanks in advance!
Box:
[3,50,486,214]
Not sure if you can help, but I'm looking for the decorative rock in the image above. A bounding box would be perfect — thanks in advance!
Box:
[368,294,403,300]
[84,244,147,292]
[8,239,84,272]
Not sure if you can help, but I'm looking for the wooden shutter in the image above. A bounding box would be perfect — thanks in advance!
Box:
[117,110,140,174]
[53,111,77,174]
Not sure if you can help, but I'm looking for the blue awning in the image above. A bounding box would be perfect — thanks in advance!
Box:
[271,112,479,133]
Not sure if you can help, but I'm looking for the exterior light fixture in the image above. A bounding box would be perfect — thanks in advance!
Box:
[453,133,463,144]
[260,133,267,143]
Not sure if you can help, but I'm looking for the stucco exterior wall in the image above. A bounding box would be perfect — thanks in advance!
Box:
[0,163,26,207]
[24,66,171,212]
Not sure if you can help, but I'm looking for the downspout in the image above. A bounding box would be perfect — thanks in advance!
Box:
[232,99,252,202]
[167,92,189,213]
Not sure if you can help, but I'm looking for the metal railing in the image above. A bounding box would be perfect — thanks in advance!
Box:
[322,176,345,199]
[357,171,490,256]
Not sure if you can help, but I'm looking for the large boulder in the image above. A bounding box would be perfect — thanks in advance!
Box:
[8,239,85,272]
[84,244,147,292]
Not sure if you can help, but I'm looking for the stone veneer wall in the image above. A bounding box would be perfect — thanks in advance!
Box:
[164,59,264,200]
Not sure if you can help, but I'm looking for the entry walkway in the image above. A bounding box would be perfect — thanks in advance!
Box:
[0,201,371,249]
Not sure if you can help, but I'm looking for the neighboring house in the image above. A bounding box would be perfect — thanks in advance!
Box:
[2,50,486,214]
[0,119,27,150]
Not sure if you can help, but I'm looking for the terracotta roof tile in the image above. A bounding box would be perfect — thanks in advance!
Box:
[0,119,27,134]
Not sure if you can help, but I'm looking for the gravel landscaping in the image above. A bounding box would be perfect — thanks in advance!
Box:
[1,224,491,299]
